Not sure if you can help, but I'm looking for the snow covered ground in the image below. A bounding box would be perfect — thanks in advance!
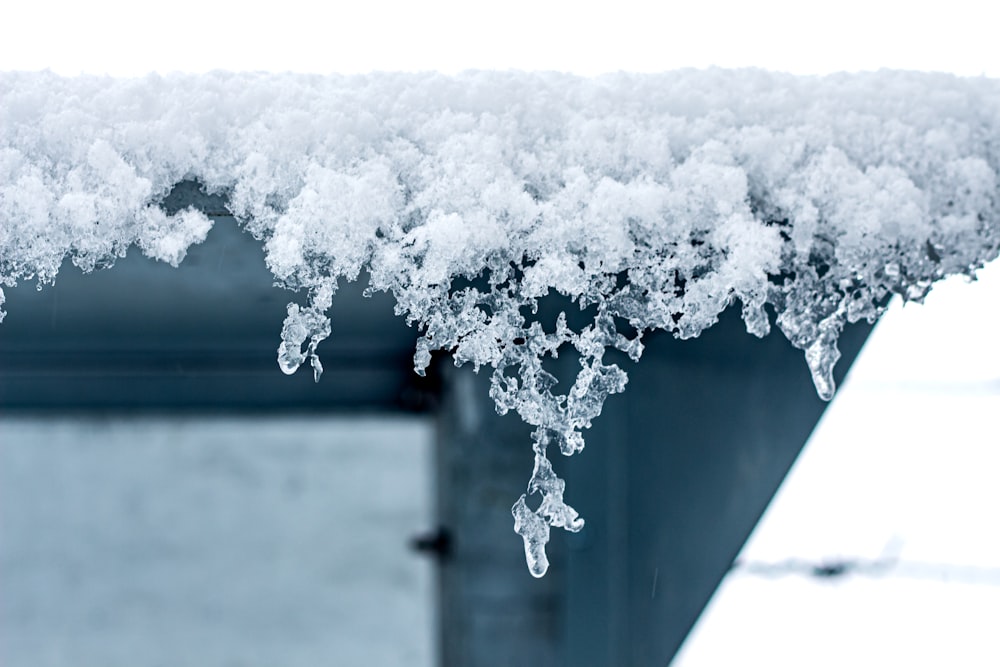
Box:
[0,416,434,667]
[673,261,1000,665]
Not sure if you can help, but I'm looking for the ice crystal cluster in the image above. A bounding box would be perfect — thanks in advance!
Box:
[2,70,999,575]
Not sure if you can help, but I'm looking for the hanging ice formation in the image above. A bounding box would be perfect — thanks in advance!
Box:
[2,70,999,575]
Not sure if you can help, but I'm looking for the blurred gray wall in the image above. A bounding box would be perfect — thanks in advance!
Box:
[0,416,435,667]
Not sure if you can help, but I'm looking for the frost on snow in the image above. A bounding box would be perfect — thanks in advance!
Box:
[2,70,1000,576]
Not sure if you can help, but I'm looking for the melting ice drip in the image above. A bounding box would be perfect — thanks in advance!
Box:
[3,70,1000,575]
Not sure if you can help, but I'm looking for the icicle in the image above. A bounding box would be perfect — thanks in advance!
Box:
[277,283,334,381]
[512,495,551,578]
[803,311,845,401]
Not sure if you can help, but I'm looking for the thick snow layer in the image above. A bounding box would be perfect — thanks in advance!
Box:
[2,70,999,575]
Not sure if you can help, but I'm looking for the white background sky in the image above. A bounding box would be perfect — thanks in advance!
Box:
[3,2,999,664]
[2,0,999,78]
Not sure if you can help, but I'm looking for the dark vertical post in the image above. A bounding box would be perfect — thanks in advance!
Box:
[435,364,566,667]
[564,312,873,666]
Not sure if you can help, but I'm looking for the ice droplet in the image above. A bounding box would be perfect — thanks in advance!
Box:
[512,445,585,576]
[804,322,843,401]
[277,286,333,381]
[277,315,308,375]
[413,338,432,377]
[512,495,551,578]
[310,351,324,382]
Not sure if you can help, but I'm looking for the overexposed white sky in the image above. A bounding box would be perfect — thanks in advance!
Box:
[1,0,998,77]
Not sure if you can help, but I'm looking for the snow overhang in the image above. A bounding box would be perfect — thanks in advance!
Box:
[2,69,998,574]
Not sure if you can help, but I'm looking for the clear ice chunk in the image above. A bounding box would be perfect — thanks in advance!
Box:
[277,283,334,382]
[512,494,551,578]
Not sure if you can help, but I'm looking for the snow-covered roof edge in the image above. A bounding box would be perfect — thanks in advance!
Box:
[2,70,999,575]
